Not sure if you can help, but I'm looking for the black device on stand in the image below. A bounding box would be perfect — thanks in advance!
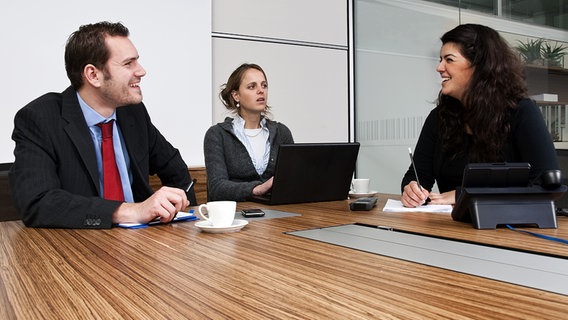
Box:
[451,163,567,229]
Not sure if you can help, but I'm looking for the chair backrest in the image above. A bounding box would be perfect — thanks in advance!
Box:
[0,163,20,221]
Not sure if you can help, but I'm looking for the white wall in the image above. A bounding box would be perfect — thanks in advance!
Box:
[211,0,352,144]
[0,0,211,166]
[2,0,352,167]
[212,0,347,46]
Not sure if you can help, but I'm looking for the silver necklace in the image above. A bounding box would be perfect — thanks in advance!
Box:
[245,128,263,138]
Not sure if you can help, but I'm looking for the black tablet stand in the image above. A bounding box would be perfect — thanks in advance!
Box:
[453,185,567,229]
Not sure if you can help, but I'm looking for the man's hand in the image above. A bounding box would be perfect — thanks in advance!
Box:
[112,186,190,224]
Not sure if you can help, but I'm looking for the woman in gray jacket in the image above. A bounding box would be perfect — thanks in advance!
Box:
[204,63,294,201]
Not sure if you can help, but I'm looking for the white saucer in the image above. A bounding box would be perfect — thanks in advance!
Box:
[349,191,378,198]
[195,219,248,233]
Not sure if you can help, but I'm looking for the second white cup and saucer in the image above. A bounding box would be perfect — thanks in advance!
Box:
[195,201,248,233]
[349,178,378,198]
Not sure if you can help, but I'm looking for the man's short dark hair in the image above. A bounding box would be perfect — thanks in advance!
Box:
[64,21,130,89]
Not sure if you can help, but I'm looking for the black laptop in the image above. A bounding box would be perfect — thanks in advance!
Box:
[251,142,360,205]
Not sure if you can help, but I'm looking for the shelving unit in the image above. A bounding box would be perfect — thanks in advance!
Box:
[525,64,568,143]
[538,102,568,142]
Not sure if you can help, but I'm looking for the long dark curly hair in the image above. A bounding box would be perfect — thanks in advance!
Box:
[438,24,528,162]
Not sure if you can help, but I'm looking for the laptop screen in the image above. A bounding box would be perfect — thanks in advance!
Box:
[252,142,360,205]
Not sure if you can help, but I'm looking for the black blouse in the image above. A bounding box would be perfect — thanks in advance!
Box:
[401,99,559,193]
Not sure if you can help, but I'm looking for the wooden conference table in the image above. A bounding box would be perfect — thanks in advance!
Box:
[1,194,567,319]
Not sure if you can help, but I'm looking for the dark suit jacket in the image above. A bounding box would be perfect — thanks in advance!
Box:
[9,86,195,228]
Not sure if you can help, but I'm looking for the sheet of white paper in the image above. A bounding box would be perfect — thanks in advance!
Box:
[383,199,452,214]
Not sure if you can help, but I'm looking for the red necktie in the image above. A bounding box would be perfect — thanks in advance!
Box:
[97,120,124,201]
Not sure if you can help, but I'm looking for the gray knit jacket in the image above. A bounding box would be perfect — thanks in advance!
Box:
[204,117,294,201]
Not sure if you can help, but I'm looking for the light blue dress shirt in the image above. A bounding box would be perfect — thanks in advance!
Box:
[233,115,270,175]
[77,92,134,202]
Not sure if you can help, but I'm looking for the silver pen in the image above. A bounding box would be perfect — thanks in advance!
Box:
[172,178,197,222]
[185,178,197,193]
[408,147,423,191]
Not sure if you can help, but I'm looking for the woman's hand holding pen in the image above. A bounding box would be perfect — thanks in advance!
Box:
[403,148,456,207]
[401,181,430,207]
[401,185,456,207]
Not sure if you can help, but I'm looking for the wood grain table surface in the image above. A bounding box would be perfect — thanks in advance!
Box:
[1,194,567,319]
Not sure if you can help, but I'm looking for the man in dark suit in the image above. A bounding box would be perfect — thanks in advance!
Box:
[9,21,196,228]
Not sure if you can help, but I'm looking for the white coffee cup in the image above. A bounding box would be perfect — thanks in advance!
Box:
[351,178,370,194]
[197,201,236,227]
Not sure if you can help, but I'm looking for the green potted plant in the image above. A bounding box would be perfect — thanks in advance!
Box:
[515,38,544,65]
[541,41,567,68]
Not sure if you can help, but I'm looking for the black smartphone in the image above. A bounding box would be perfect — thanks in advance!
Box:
[241,209,265,217]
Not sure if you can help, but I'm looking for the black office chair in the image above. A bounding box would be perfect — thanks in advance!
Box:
[0,163,20,221]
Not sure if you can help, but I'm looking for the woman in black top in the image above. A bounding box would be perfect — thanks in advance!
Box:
[401,24,558,208]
